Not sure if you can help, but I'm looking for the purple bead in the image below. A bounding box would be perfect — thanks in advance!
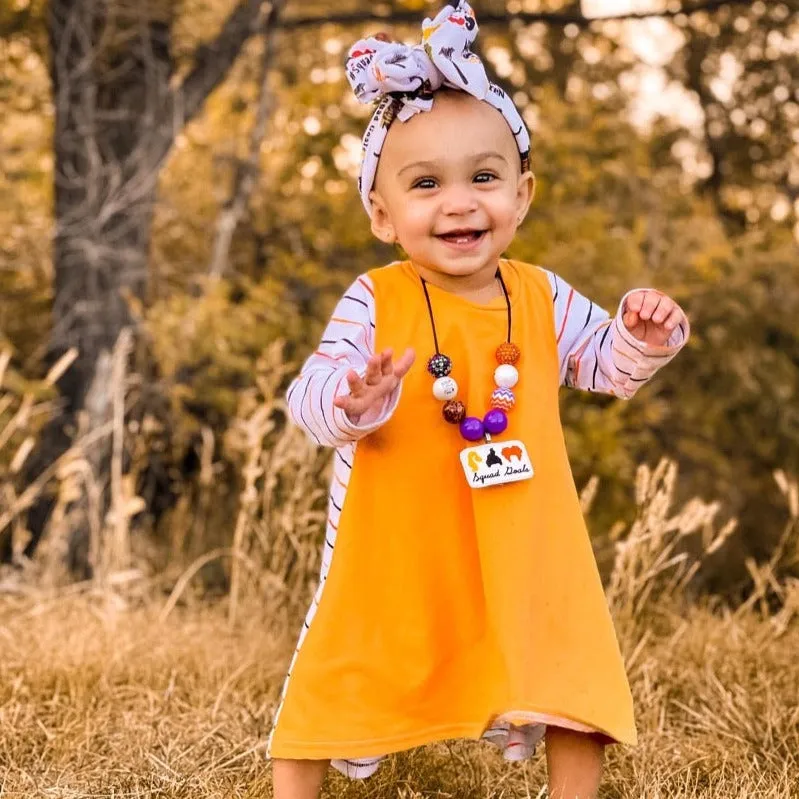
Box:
[483,408,508,435]
[459,416,485,442]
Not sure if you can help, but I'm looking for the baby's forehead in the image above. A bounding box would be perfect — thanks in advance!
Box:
[382,91,519,166]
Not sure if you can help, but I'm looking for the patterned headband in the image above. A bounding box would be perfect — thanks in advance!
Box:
[345,0,531,216]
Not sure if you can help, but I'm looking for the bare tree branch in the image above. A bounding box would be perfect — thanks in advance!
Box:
[281,0,748,31]
[208,0,286,280]
[134,1,273,209]
[139,0,277,188]
[143,0,747,177]
[177,0,270,126]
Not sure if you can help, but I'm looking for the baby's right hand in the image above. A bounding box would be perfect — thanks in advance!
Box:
[334,348,415,425]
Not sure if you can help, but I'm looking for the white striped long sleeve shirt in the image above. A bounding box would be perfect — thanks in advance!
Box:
[286,268,689,448]
[285,275,403,449]
[546,271,689,395]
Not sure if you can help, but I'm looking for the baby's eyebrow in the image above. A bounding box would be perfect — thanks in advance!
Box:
[397,151,509,177]
[471,151,509,164]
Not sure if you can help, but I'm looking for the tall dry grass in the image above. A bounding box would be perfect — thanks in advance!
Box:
[1,542,797,797]
[1,340,798,797]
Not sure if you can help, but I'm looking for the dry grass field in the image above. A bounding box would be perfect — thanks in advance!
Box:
[0,587,797,798]
[2,460,798,798]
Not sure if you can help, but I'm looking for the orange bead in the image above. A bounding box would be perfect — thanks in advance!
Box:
[490,388,515,411]
[495,342,521,365]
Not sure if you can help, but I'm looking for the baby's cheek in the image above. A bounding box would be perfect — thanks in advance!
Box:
[399,209,434,238]
[487,191,517,220]
[392,215,433,259]
[494,205,519,232]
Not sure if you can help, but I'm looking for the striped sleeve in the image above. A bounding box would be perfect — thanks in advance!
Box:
[286,274,402,448]
[542,270,689,399]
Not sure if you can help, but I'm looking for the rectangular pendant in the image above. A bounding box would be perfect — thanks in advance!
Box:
[459,439,534,489]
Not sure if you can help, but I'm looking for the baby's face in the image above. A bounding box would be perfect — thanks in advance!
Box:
[370,91,533,281]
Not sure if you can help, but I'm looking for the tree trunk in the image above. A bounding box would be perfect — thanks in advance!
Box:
[22,0,173,574]
[16,0,270,574]
[49,0,172,402]
[208,0,285,281]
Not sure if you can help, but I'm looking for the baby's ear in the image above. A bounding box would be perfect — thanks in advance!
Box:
[516,170,535,221]
[369,191,397,244]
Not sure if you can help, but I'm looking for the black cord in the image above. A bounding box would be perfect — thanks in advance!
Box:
[496,267,512,344]
[420,274,441,355]
[420,265,512,355]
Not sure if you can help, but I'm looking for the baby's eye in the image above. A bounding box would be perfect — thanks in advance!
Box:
[411,177,438,190]
[474,172,497,183]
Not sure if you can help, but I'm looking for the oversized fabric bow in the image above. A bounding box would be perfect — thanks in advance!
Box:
[345,1,531,215]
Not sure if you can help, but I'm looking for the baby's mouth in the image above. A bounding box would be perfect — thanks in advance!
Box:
[435,228,487,244]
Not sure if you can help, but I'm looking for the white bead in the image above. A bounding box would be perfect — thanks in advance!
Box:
[432,376,458,401]
[494,364,519,389]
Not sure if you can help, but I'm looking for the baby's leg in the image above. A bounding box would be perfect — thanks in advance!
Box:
[271,758,330,799]
[545,727,605,799]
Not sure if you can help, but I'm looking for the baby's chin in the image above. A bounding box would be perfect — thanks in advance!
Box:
[400,240,510,274]
[408,253,502,277]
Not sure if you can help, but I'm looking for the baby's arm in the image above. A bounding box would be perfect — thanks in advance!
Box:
[543,270,689,399]
[286,275,402,446]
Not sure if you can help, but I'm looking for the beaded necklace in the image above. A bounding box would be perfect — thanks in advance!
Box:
[421,265,522,443]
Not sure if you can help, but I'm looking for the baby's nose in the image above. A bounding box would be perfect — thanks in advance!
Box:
[441,184,479,215]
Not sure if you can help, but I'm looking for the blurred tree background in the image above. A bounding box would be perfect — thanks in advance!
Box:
[0,0,797,594]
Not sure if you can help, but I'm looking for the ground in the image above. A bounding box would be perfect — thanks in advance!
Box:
[0,588,796,798]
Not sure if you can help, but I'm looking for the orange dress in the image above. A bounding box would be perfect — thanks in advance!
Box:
[268,261,637,766]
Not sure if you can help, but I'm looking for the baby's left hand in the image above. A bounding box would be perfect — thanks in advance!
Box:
[622,290,686,347]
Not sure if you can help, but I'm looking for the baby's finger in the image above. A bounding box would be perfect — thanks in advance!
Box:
[345,369,365,396]
[333,393,353,412]
[651,297,673,325]
[625,291,645,314]
[663,306,684,333]
[380,348,394,377]
[638,291,662,321]
[393,347,416,379]
[335,393,366,424]
[363,356,382,386]
[623,310,639,330]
